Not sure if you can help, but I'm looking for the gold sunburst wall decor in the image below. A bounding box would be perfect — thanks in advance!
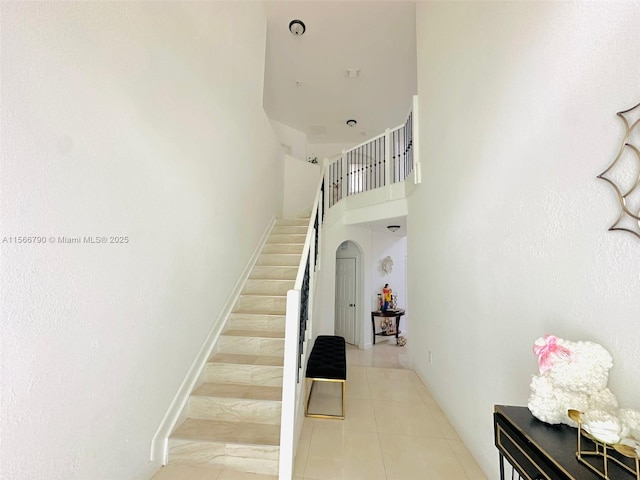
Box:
[597,101,640,239]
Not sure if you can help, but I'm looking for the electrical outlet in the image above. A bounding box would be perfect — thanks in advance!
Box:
[429,351,433,364]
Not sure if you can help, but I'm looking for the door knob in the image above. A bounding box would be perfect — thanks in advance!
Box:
[349,303,355,307]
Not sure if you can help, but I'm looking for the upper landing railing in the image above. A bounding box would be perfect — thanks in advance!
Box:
[327,95,419,208]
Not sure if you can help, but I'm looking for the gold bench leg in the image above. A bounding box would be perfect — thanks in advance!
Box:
[304,378,346,420]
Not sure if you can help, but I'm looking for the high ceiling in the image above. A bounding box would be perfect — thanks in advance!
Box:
[263,1,417,145]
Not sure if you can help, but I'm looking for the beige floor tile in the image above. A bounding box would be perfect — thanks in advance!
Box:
[448,439,488,480]
[373,400,445,438]
[306,396,377,433]
[293,420,313,477]
[346,366,371,399]
[427,404,460,440]
[413,381,439,407]
[217,470,278,480]
[306,380,345,417]
[368,378,423,403]
[379,434,468,480]
[304,428,386,480]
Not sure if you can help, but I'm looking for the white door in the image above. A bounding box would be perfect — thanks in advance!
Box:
[335,258,356,344]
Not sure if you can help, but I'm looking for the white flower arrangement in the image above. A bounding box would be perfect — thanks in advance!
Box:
[529,334,640,462]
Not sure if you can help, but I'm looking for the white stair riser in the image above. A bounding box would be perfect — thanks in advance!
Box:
[218,336,284,356]
[242,280,293,296]
[168,439,279,475]
[202,364,283,386]
[188,397,281,424]
[227,314,285,331]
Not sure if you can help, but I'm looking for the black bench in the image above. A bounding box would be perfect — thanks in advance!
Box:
[305,335,347,420]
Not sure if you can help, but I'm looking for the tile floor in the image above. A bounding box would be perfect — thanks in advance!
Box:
[294,341,487,480]
[150,340,487,480]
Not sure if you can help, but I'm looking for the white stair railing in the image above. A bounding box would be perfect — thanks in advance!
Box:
[326,95,420,209]
[278,174,324,479]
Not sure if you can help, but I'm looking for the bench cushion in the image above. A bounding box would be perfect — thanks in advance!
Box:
[306,335,346,380]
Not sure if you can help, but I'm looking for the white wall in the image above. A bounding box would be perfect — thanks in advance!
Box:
[308,142,357,162]
[283,154,322,218]
[315,223,373,348]
[270,119,308,161]
[315,224,409,348]
[0,2,282,479]
[411,2,640,478]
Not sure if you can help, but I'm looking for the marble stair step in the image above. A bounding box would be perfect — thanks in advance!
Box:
[222,329,284,339]
[242,279,294,296]
[227,313,285,332]
[255,254,302,266]
[151,464,278,480]
[233,295,286,315]
[271,225,308,235]
[193,382,282,401]
[249,266,297,280]
[168,419,280,475]
[261,243,304,255]
[172,418,280,445]
[202,354,283,386]
[218,331,284,356]
[187,397,281,425]
[266,234,306,244]
[275,218,309,227]
[208,353,284,366]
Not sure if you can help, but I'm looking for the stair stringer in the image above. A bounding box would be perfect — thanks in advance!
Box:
[149,216,277,464]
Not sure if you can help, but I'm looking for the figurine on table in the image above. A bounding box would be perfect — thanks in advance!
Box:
[382,284,392,311]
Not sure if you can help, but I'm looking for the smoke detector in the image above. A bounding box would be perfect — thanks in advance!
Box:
[289,20,306,36]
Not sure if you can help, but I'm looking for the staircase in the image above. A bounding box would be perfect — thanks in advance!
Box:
[166,218,308,477]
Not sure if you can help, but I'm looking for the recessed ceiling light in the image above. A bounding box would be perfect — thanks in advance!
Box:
[289,20,306,36]
[346,119,357,127]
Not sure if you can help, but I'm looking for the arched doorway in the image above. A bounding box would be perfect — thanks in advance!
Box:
[334,240,362,345]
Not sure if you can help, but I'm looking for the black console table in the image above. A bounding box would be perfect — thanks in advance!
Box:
[494,405,635,480]
[371,309,404,345]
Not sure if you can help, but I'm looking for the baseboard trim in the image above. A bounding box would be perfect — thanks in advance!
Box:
[149,215,277,464]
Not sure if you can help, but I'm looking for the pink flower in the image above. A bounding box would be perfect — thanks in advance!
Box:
[533,335,573,374]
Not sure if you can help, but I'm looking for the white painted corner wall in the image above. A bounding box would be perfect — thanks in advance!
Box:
[283,155,322,219]
[307,142,358,162]
[0,2,282,479]
[411,2,640,478]
[270,119,308,161]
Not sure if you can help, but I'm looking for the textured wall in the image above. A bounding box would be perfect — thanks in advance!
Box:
[282,155,322,218]
[0,2,282,479]
[411,2,640,477]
